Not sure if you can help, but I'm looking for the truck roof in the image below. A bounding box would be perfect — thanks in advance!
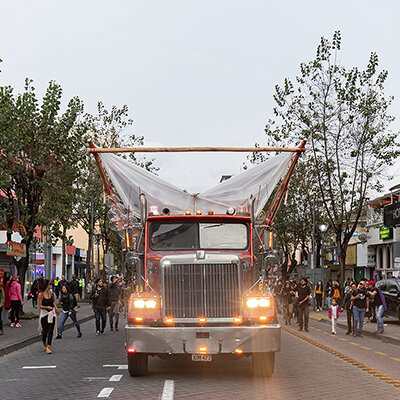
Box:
[146,214,251,223]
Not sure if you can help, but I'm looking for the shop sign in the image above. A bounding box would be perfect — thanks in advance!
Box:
[384,202,400,227]
[379,226,393,240]
[345,245,356,265]
[6,241,26,257]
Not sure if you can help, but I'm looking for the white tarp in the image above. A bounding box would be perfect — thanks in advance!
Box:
[99,152,293,218]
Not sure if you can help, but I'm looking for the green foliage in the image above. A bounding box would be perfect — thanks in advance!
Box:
[262,31,399,282]
[0,78,86,283]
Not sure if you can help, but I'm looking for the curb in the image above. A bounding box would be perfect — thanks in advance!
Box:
[312,317,400,347]
[0,314,94,357]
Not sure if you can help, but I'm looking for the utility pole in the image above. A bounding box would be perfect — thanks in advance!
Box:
[90,197,94,279]
[311,199,316,310]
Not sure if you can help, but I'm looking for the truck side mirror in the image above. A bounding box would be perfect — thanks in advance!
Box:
[139,193,147,226]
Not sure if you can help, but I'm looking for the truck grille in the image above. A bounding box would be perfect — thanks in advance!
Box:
[162,263,241,318]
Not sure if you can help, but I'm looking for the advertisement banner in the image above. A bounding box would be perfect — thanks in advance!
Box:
[6,241,26,258]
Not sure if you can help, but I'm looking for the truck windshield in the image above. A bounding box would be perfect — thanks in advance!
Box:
[149,222,248,250]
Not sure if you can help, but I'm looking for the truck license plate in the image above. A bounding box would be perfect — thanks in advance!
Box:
[192,354,212,362]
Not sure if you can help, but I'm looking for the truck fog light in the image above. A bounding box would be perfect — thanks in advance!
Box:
[134,317,143,322]
[258,298,270,307]
[233,317,242,324]
[133,299,146,308]
[259,316,267,322]
[165,317,174,324]
[235,348,243,354]
[246,298,259,308]
[198,317,206,323]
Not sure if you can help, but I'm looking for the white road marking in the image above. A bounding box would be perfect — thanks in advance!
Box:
[103,364,128,370]
[97,388,114,398]
[161,380,175,400]
[109,374,123,382]
[22,366,57,369]
[84,377,108,382]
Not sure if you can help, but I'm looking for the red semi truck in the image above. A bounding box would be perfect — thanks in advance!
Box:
[90,143,305,378]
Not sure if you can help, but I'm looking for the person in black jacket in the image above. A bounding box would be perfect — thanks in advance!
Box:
[69,276,80,304]
[108,276,122,331]
[55,285,82,339]
[90,279,110,335]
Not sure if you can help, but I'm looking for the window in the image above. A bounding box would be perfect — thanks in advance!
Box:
[149,222,248,250]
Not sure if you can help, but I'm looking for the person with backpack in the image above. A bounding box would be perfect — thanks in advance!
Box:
[55,284,82,339]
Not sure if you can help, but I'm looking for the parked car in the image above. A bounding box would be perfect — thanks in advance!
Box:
[375,279,400,321]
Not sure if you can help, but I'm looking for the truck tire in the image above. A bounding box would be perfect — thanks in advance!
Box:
[128,353,148,377]
[252,352,275,378]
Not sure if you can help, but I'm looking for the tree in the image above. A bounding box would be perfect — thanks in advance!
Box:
[75,102,157,283]
[0,75,85,293]
[263,31,399,284]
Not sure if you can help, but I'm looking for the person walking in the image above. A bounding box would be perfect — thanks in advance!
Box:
[314,280,324,311]
[69,276,80,304]
[326,280,333,308]
[281,281,294,325]
[38,279,60,354]
[59,274,68,289]
[86,279,93,303]
[0,284,5,335]
[351,282,369,337]
[8,276,24,328]
[296,278,311,332]
[367,280,387,334]
[343,283,356,335]
[54,277,60,299]
[273,279,283,315]
[332,281,342,306]
[55,284,82,339]
[31,279,39,308]
[78,278,84,299]
[329,298,342,335]
[90,279,110,335]
[108,276,122,331]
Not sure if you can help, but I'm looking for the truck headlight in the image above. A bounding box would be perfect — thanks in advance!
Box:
[246,297,271,308]
[246,298,259,308]
[145,300,157,309]
[133,299,146,308]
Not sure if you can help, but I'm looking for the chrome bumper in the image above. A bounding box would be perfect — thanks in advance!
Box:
[125,325,281,354]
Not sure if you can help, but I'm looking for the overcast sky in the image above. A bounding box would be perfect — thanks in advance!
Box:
[1,1,399,194]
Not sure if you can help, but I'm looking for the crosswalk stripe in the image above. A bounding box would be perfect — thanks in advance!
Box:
[161,380,175,400]
[109,375,123,382]
[98,388,114,398]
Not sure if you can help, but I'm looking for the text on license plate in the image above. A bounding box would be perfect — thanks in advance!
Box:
[192,354,212,362]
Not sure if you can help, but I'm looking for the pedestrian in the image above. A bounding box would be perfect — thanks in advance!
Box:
[69,275,79,305]
[90,279,110,335]
[122,279,133,317]
[343,283,356,335]
[7,276,24,328]
[108,276,122,331]
[55,284,82,339]
[326,280,333,307]
[291,280,299,322]
[281,281,293,325]
[86,279,93,303]
[273,279,283,314]
[296,278,311,332]
[366,280,387,334]
[38,279,60,354]
[54,277,60,299]
[78,278,84,299]
[329,298,343,335]
[314,280,324,311]
[0,284,5,335]
[332,281,341,306]
[351,281,369,337]
[59,274,68,289]
[31,279,39,308]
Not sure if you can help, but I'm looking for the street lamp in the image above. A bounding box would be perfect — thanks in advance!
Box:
[319,224,328,286]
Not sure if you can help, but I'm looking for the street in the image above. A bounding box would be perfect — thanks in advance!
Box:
[1,315,399,400]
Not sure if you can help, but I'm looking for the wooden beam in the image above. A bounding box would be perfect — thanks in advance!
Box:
[89,146,304,154]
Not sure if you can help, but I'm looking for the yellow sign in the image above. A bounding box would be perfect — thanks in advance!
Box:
[345,245,356,265]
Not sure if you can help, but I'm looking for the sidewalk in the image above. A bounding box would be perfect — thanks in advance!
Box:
[309,308,400,345]
[0,301,94,356]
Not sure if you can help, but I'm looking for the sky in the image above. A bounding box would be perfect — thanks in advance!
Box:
[1,1,400,194]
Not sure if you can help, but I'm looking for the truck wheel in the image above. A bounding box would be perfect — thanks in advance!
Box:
[128,353,148,377]
[252,352,275,378]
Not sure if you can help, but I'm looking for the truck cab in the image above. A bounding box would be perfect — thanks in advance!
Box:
[125,211,280,377]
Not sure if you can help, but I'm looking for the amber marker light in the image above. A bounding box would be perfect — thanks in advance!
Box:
[127,347,136,353]
[134,317,143,322]
[196,210,202,215]
[235,348,243,354]
[165,317,174,324]
[198,317,206,323]
[185,210,191,215]
[259,316,267,322]
[207,211,214,215]
[233,317,242,324]
[199,346,207,354]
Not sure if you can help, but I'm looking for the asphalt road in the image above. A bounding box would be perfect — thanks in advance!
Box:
[0,316,399,400]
